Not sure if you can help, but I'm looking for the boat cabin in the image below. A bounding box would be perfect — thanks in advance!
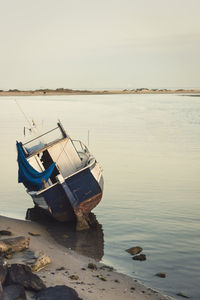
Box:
[20,122,92,189]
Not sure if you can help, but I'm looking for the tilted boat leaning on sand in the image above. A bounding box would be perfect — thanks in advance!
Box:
[16,121,104,230]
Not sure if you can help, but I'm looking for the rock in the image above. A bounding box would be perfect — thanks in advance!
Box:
[0,237,29,254]
[7,264,46,292]
[87,263,97,270]
[26,207,52,222]
[30,254,51,272]
[75,210,90,231]
[126,246,143,255]
[132,254,146,261]
[2,284,26,300]
[0,231,12,237]
[155,273,166,278]
[4,254,13,260]
[28,232,40,237]
[176,292,190,298]
[0,260,7,285]
[56,267,65,271]
[100,265,113,272]
[86,213,99,229]
[96,275,107,281]
[69,275,79,280]
[0,242,8,253]
[36,285,81,300]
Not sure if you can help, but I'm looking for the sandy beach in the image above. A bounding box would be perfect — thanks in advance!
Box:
[0,215,175,300]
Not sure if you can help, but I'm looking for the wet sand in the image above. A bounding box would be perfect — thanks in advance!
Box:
[0,215,175,300]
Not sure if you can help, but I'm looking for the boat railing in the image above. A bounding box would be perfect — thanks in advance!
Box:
[22,123,67,155]
[72,139,90,155]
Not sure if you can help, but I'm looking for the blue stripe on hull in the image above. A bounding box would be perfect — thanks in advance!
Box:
[35,168,102,219]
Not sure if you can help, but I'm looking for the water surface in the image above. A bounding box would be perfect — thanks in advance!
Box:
[0,94,200,299]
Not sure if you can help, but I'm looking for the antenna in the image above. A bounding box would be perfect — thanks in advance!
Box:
[14,99,39,136]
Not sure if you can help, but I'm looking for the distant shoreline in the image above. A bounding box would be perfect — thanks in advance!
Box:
[0,88,200,96]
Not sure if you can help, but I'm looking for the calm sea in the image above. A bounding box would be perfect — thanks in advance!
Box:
[0,94,200,299]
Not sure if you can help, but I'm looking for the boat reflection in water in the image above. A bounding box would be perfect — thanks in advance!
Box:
[26,207,104,261]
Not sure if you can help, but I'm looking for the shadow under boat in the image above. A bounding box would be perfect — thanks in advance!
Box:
[26,206,104,261]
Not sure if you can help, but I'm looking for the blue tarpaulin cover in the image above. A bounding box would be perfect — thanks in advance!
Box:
[16,141,55,191]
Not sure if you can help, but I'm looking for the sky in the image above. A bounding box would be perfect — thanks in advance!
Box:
[0,0,200,90]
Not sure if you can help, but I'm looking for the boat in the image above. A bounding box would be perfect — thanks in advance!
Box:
[16,121,104,230]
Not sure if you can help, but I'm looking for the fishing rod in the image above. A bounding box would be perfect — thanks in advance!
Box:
[14,99,37,136]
